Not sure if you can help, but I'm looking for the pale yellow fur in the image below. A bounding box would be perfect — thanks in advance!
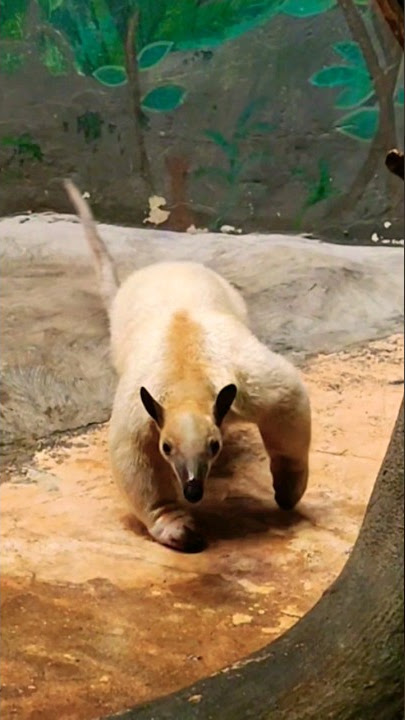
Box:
[65,180,311,552]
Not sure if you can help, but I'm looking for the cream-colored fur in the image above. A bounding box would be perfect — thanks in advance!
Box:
[65,180,311,553]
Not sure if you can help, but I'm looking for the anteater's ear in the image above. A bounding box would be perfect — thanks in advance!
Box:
[140,387,165,428]
[213,384,237,426]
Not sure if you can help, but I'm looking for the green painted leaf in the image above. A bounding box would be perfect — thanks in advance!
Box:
[77,111,104,143]
[0,0,27,40]
[236,97,267,131]
[1,133,43,161]
[282,0,335,17]
[39,34,68,76]
[0,51,25,73]
[225,157,244,179]
[395,87,404,106]
[333,41,366,68]
[138,41,174,70]
[91,0,124,66]
[38,0,63,16]
[48,0,63,12]
[92,65,127,87]
[336,107,379,141]
[282,0,367,14]
[291,166,306,178]
[1,135,18,147]
[164,0,285,51]
[141,85,186,112]
[310,65,364,87]
[303,159,335,207]
[335,84,373,109]
[204,130,235,159]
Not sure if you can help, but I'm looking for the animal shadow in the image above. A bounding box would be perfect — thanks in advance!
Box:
[193,423,310,542]
[122,421,310,546]
[193,496,309,543]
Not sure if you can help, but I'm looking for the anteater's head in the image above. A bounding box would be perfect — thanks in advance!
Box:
[140,384,237,503]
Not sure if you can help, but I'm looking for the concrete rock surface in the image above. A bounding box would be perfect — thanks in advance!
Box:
[0,213,403,449]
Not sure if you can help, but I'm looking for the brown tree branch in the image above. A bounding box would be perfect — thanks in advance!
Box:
[336,0,390,106]
[330,0,401,215]
[374,0,404,48]
[372,0,404,179]
[371,0,401,66]
[125,11,153,191]
[336,0,398,142]
[329,45,399,217]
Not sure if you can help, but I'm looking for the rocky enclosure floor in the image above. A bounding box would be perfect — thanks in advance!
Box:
[0,218,403,720]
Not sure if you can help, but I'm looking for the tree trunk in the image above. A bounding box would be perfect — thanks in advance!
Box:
[124,11,153,193]
[374,0,404,48]
[162,155,196,231]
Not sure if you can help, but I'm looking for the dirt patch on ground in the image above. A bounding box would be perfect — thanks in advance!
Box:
[0,334,403,720]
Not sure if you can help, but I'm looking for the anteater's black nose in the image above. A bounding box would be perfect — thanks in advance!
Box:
[184,479,203,504]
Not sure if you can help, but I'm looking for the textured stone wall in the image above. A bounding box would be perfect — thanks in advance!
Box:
[0,0,403,242]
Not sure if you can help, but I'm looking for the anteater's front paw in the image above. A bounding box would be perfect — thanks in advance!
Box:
[150,512,206,553]
[271,455,309,511]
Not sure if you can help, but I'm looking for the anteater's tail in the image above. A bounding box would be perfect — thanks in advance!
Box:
[64,179,119,313]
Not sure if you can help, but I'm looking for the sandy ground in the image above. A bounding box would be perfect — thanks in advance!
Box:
[0,334,403,720]
[1,216,403,719]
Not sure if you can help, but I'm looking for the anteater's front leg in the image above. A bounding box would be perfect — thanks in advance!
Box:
[259,421,310,510]
[258,382,311,510]
[237,343,311,510]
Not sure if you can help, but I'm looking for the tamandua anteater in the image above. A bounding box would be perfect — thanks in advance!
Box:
[64,180,311,553]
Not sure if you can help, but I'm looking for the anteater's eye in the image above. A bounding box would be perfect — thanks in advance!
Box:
[162,442,172,456]
[209,440,220,456]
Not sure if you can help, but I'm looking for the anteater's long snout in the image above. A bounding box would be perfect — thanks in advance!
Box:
[183,478,204,504]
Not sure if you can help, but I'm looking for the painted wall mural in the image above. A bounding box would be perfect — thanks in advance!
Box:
[0,0,403,241]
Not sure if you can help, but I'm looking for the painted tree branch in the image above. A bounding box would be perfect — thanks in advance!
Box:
[336,0,392,110]
[330,0,400,216]
[374,0,404,48]
[371,1,402,66]
[373,0,404,180]
[125,11,153,191]
[329,62,399,217]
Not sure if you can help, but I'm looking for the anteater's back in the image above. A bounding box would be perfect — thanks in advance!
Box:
[109,261,248,376]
